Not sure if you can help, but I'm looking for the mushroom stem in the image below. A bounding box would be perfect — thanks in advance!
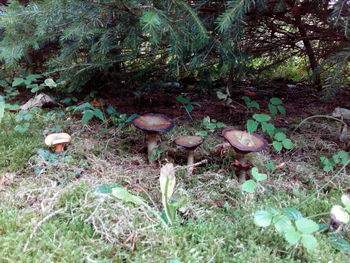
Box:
[187,150,195,175]
[54,143,64,152]
[147,132,158,163]
[236,154,248,182]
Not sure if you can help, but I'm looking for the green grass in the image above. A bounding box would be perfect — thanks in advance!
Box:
[0,110,349,262]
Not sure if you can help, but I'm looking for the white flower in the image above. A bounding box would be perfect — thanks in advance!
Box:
[341,194,350,210]
[330,205,350,224]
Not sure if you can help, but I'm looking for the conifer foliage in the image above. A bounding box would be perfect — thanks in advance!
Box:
[0,0,348,92]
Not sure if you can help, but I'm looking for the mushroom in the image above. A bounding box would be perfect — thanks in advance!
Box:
[45,133,72,152]
[222,128,267,182]
[132,113,174,163]
[174,135,204,174]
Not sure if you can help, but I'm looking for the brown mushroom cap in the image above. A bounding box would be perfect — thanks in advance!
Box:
[45,133,71,146]
[222,128,267,154]
[174,135,204,150]
[132,113,174,132]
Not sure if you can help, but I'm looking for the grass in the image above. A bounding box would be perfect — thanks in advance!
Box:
[0,108,349,262]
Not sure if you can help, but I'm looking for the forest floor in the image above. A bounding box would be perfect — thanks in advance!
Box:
[0,82,350,263]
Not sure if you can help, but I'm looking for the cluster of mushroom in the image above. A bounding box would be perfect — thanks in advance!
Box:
[43,112,268,181]
[132,113,268,180]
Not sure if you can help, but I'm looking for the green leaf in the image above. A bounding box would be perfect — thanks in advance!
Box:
[241,96,250,104]
[301,234,318,251]
[14,122,30,133]
[284,208,303,220]
[176,96,190,104]
[270,97,283,105]
[265,160,275,172]
[185,103,194,113]
[242,180,257,193]
[112,186,146,206]
[247,119,259,133]
[12,78,24,87]
[251,167,267,182]
[206,123,216,130]
[295,218,319,234]
[248,101,260,109]
[254,210,273,227]
[328,235,350,251]
[272,141,283,151]
[284,228,301,245]
[282,139,294,150]
[274,132,286,141]
[253,114,271,122]
[261,122,276,136]
[126,113,139,123]
[216,122,224,128]
[268,104,277,115]
[273,215,293,233]
[93,109,105,121]
[82,110,95,124]
[323,165,333,172]
[277,106,286,115]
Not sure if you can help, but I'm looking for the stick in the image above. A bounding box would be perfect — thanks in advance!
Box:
[174,159,208,171]
[23,208,64,252]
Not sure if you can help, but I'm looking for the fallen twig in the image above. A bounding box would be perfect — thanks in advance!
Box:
[174,159,208,171]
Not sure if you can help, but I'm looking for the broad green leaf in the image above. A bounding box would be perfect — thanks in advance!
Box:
[273,215,293,233]
[272,141,283,151]
[284,208,303,220]
[252,168,267,182]
[185,103,194,113]
[247,119,259,133]
[93,109,105,121]
[82,110,95,124]
[301,234,318,251]
[323,165,333,172]
[328,235,350,251]
[206,123,216,130]
[196,130,207,136]
[274,132,286,141]
[160,163,176,200]
[295,218,319,234]
[242,180,257,193]
[14,122,30,133]
[270,97,283,105]
[12,78,24,87]
[126,113,139,122]
[253,114,271,122]
[112,186,146,206]
[268,104,277,115]
[282,139,294,150]
[277,105,286,115]
[267,207,280,216]
[254,210,272,227]
[216,122,224,128]
[284,229,301,245]
[317,223,329,233]
[261,122,275,137]
[241,96,250,104]
[176,96,190,104]
[248,101,260,109]
[265,160,275,171]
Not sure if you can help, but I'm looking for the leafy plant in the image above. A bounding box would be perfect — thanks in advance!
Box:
[101,163,185,227]
[242,167,267,193]
[74,103,105,125]
[106,106,138,127]
[196,116,224,136]
[216,89,232,105]
[176,95,200,120]
[242,96,260,109]
[12,74,58,93]
[320,150,349,172]
[254,207,319,251]
[14,110,34,133]
[246,98,294,151]
[268,97,286,115]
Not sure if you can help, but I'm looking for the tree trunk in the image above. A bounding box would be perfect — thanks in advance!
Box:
[294,16,322,90]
